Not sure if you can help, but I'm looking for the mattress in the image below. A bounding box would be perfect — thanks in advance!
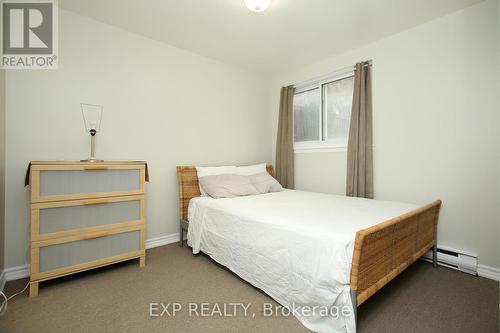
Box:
[187,189,418,333]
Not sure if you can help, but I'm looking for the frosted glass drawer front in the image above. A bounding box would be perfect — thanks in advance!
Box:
[39,231,140,273]
[40,169,141,196]
[39,200,141,234]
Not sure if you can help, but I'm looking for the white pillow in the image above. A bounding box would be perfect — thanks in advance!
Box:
[195,165,237,196]
[236,163,267,176]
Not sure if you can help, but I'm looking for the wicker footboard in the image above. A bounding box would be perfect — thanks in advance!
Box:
[350,200,442,306]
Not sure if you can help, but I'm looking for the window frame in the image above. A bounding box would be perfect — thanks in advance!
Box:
[293,70,355,152]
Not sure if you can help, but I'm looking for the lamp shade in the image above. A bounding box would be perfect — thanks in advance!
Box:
[81,103,103,132]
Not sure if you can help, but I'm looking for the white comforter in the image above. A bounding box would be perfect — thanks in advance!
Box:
[187,190,418,333]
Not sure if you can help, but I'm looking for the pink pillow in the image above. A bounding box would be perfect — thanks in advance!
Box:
[247,172,283,194]
[199,174,259,199]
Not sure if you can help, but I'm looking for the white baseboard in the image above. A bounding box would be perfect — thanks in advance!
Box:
[0,270,6,291]
[477,264,500,281]
[3,232,184,282]
[5,264,30,282]
[145,233,181,249]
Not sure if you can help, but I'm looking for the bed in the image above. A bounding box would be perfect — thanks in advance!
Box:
[176,165,441,332]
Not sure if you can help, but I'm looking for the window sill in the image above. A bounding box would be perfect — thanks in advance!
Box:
[294,145,347,153]
[294,145,376,153]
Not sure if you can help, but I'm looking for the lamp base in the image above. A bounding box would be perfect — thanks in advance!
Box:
[80,158,104,162]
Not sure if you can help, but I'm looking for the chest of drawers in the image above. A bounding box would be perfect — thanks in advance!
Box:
[27,161,148,297]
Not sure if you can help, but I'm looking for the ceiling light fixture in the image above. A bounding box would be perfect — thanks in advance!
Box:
[244,0,271,12]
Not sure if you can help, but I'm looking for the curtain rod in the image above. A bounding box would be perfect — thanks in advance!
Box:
[293,60,372,89]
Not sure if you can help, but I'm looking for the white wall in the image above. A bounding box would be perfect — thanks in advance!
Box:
[271,0,500,268]
[0,69,5,274]
[498,0,500,272]
[4,10,272,268]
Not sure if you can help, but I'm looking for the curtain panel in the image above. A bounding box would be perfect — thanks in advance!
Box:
[275,85,295,189]
[346,62,373,198]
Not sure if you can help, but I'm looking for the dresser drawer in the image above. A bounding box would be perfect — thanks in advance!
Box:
[32,228,143,281]
[31,196,145,240]
[30,164,145,202]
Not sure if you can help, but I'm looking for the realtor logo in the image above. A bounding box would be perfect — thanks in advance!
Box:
[1,0,58,69]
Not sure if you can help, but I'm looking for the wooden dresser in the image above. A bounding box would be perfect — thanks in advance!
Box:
[27,161,148,297]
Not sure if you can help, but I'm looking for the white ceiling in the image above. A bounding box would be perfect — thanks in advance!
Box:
[59,0,482,74]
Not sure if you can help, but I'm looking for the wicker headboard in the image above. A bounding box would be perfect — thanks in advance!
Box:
[176,165,275,221]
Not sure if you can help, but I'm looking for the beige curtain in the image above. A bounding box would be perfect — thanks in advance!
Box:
[275,85,295,189]
[346,62,373,198]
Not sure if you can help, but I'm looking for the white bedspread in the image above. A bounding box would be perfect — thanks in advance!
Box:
[187,190,418,333]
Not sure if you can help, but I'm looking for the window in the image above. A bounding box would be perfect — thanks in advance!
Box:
[293,88,321,142]
[293,73,354,150]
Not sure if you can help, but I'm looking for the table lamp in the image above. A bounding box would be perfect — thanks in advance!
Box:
[80,103,104,162]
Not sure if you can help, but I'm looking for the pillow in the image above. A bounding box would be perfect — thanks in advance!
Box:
[236,163,267,176]
[199,174,259,199]
[196,166,237,196]
[248,172,283,194]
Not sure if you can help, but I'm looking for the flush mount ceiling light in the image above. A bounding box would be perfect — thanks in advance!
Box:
[244,0,271,12]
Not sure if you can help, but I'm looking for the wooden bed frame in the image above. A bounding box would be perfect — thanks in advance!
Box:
[176,165,442,320]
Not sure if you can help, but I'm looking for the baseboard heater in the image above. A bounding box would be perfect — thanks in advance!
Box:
[422,246,478,275]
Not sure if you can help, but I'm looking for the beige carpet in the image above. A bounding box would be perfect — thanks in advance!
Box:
[0,243,498,333]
